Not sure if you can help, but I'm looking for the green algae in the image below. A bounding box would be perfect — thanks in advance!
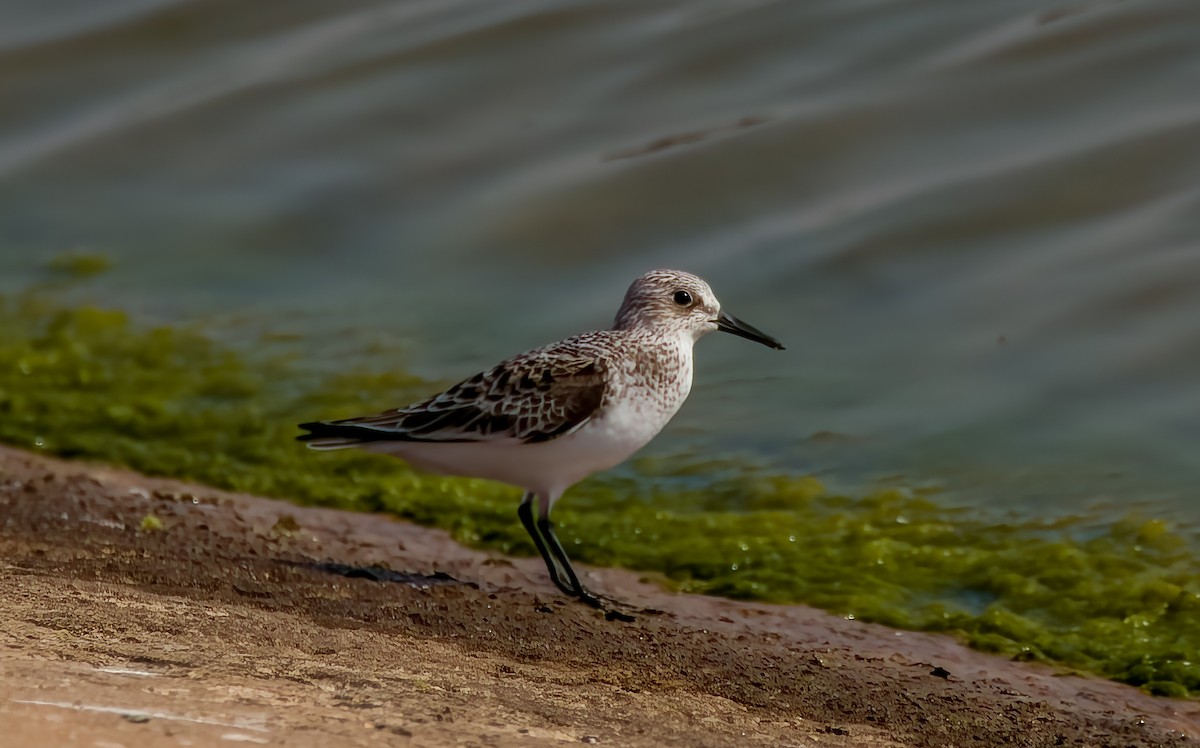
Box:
[44,250,113,278]
[139,514,165,532]
[1,293,1198,697]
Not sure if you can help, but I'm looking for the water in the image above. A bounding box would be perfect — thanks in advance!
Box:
[2,0,1199,522]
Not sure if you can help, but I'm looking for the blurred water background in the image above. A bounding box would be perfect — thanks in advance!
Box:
[1,0,1198,525]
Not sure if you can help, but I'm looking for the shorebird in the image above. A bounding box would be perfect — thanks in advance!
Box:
[298,269,783,607]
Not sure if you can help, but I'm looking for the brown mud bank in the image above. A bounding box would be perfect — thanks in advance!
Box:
[0,445,1196,747]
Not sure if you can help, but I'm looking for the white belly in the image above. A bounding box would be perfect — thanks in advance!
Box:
[371,376,690,502]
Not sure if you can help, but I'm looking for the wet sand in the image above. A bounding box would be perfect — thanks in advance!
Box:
[0,445,1196,747]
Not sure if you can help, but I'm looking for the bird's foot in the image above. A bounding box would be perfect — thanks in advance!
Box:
[573,588,637,622]
[576,589,605,609]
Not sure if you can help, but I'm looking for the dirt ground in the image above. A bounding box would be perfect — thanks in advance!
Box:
[0,445,1197,747]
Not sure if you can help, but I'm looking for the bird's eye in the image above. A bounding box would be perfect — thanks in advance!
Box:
[673,290,693,307]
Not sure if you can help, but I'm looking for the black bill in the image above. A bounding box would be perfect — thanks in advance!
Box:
[715,311,785,350]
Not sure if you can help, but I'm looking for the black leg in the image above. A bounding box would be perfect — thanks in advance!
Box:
[537,515,602,609]
[518,493,573,595]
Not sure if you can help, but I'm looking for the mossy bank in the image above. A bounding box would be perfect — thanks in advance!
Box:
[2,291,1197,698]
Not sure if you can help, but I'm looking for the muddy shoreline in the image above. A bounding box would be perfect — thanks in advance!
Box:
[1,445,1196,747]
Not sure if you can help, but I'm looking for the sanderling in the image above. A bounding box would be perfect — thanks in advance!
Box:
[298,269,783,607]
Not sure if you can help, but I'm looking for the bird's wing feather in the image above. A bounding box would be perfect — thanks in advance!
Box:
[298,352,608,445]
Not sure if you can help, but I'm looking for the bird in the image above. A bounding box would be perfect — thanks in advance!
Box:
[297,269,784,607]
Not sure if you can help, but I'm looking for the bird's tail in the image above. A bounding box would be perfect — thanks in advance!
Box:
[296,421,372,451]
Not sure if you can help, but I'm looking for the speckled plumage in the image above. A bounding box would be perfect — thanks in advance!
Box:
[298,269,783,605]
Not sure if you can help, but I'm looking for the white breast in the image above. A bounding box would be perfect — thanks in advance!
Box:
[571,334,694,472]
[373,334,696,503]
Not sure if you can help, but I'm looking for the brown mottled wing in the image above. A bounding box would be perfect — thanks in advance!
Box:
[298,353,607,445]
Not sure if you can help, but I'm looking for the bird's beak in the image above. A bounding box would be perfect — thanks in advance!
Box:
[715,311,785,350]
